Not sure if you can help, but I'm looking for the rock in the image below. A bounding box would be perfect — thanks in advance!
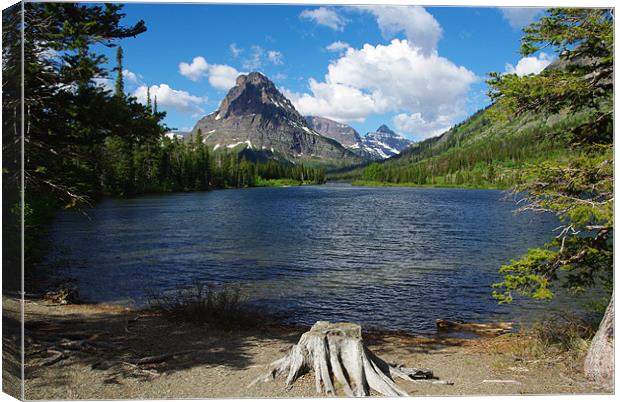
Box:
[305,116,379,160]
[305,116,362,148]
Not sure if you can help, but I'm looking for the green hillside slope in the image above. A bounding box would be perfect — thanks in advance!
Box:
[332,101,605,189]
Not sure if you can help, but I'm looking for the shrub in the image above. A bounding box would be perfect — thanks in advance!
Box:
[533,313,593,353]
[145,282,264,329]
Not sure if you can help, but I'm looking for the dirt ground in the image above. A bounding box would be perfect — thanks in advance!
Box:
[2,296,612,399]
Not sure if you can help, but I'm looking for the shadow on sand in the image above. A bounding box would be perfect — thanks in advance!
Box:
[16,296,471,394]
[21,300,302,387]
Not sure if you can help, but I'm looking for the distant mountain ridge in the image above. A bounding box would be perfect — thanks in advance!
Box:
[304,116,362,148]
[361,125,412,159]
[191,72,361,165]
[305,117,413,160]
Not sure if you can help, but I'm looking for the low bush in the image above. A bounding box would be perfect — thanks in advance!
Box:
[532,313,594,353]
[145,282,265,329]
[486,313,596,364]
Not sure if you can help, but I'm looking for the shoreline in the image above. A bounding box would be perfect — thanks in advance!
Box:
[98,178,324,199]
[4,295,610,399]
[347,180,511,190]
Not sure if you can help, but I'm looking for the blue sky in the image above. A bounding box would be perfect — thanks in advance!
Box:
[94,4,552,140]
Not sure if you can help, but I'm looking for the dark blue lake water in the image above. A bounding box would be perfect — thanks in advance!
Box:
[43,184,586,334]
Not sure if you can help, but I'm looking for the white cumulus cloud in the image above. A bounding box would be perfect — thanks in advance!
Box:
[122,69,141,85]
[284,39,476,139]
[206,64,243,91]
[300,7,348,31]
[284,80,381,123]
[179,56,243,91]
[179,56,209,81]
[358,6,442,54]
[505,52,554,76]
[393,111,456,141]
[500,8,545,29]
[133,84,206,116]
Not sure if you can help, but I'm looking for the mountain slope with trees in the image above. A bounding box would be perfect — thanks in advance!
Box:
[333,100,600,189]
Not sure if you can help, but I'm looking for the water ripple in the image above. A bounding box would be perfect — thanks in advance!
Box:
[42,184,591,334]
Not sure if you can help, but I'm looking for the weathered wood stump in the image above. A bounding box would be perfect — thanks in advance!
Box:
[250,321,439,396]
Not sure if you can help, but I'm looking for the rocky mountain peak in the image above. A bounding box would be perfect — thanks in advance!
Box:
[191,72,361,164]
[236,71,267,86]
[305,116,362,148]
[376,124,395,134]
[362,124,412,159]
[218,72,300,121]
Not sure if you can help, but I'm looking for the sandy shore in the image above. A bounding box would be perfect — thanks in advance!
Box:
[2,295,611,399]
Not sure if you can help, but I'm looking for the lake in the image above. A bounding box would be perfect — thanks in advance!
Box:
[42,183,586,334]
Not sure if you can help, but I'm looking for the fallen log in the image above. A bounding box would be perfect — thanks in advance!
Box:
[250,321,446,396]
[436,319,513,336]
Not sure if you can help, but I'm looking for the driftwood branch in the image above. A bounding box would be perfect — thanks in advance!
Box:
[436,319,513,336]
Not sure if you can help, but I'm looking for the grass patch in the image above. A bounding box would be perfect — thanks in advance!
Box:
[255,178,303,187]
[532,313,593,353]
[486,314,594,363]
[145,283,268,329]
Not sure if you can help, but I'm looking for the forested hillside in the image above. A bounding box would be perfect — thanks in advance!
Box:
[333,99,606,189]
[104,129,325,196]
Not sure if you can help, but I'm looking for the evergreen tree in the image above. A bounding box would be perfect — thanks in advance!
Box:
[487,8,613,384]
[2,2,156,289]
[146,86,152,113]
[115,46,124,97]
[488,8,613,304]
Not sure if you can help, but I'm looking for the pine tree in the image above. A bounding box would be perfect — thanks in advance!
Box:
[114,46,124,97]
[487,8,613,385]
[146,86,152,113]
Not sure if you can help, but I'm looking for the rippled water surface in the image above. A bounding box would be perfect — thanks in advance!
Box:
[44,184,585,334]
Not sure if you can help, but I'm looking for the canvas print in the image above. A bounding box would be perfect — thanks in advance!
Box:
[1,1,614,399]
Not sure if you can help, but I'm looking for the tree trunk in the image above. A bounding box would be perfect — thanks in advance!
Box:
[250,321,444,396]
[584,292,614,388]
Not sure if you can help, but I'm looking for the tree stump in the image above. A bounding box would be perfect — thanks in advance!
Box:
[250,321,438,396]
